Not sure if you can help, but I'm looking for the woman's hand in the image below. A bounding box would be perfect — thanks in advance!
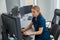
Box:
[23,32,32,36]
[21,29,26,33]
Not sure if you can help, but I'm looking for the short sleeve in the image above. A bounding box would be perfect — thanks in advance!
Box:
[38,17,46,28]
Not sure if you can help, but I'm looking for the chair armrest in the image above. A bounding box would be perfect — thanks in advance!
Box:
[46,21,52,28]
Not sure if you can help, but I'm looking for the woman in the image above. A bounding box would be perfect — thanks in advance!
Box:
[21,6,50,40]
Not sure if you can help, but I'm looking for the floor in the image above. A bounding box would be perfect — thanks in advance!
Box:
[0,34,2,40]
[0,27,2,40]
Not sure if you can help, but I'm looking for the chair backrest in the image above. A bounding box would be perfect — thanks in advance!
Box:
[1,13,23,40]
[52,9,60,25]
[51,9,60,35]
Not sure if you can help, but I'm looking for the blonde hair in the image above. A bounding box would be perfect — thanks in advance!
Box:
[32,5,42,16]
[32,5,40,12]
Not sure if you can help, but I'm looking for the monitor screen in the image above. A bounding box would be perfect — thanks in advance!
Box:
[11,6,19,16]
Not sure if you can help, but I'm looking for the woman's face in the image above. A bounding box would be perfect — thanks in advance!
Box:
[32,9,39,17]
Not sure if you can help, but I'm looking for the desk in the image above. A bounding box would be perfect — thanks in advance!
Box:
[20,19,35,40]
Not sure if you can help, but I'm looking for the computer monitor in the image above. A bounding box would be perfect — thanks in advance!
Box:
[1,14,23,40]
[11,6,19,16]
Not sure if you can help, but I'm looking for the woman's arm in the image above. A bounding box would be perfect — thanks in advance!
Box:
[23,27,43,36]
[24,22,33,31]
[31,27,43,35]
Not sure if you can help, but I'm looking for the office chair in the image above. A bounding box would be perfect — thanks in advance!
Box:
[47,9,60,40]
[20,5,32,17]
[1,13,23,40]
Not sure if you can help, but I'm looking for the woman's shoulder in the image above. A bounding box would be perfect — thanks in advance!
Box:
[38,16,46,21]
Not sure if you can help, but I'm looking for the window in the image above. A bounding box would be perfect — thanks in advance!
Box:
[34,0,37,5]
[20,0,37,7]
[25,0,34,5]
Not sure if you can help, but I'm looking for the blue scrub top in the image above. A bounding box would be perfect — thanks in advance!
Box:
[32,14,50,40]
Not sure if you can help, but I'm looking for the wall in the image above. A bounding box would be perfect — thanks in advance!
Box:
[37,0,51,21]
[0,0,7,13]
[37,0,58,21]
[0,0,7,32]
[59,0,60,9]
[50,0,58,21]
[6,0,20,13]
